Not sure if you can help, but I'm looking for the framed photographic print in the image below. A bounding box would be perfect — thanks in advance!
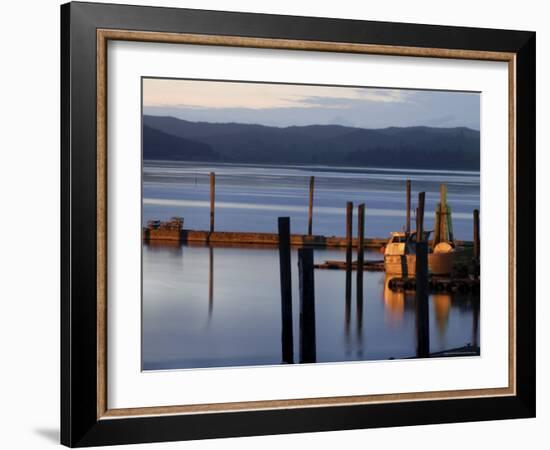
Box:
[61,1,536,447]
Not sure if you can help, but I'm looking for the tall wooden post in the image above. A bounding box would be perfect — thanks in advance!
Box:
[308,176,315,236]
[473,209,480,260]
[415,192,430,358]
[406,179,411,234]
[278,217,294,364]
[345,202,353,305]
[356,204,365,310]
[209,172,215,233]
[439,183,447,242]
[434,204,441,247]
[298,248,316,363]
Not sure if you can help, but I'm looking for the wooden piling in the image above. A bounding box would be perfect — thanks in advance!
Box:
[209,172,215,233]
[345,202,353,303]
[473,209,480,260]
[346,202,353,251]
[278,217,294,364]
[357,203,365,311]
[439,184,447,242]
[356,279,364,342]
[298,248,316,363]
[416,192,425,240]
[406,179,411,234]
[434,203,441,247]
[308,176,315,236]
[415,191,430,358]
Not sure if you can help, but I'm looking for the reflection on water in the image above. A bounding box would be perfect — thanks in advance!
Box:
[208,246,214,322]
[143,243,480,370]
[383,274,411,325]
[433,294,451,338]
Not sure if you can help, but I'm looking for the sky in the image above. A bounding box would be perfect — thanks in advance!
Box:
[143,78,480,130]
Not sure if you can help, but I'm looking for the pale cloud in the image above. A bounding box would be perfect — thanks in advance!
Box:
[142,78,410,110]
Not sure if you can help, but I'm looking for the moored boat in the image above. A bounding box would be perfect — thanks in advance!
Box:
[384,231,458,276]
[384,231,424,277]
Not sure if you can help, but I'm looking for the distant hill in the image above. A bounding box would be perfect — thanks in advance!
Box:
[143,116,480,170]
[143,125,220,161]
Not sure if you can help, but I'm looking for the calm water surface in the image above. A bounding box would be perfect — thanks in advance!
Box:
[143,161,480,240]
[142,162,480,370]
[143,245,479,370]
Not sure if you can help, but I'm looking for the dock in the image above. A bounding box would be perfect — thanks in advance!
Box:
[314,259,385,271]
[143,228,472,249]
[388,275,480,294]
[143,228,388,249]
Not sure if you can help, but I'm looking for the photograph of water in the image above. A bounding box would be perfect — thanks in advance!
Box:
[142,79,480,371]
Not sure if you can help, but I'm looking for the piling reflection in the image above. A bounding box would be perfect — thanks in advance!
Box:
[356,204,365,358]
[472,297,480,349]
[298,248,316,363]
[344,262,352,356]
[415,299,430,358]
[208,246,214,322]
[356,271,364,358]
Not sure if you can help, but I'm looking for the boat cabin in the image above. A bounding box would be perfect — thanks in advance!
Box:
[384,231,431,256]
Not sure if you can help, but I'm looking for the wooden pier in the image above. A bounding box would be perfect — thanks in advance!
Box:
[143,228,388,249]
